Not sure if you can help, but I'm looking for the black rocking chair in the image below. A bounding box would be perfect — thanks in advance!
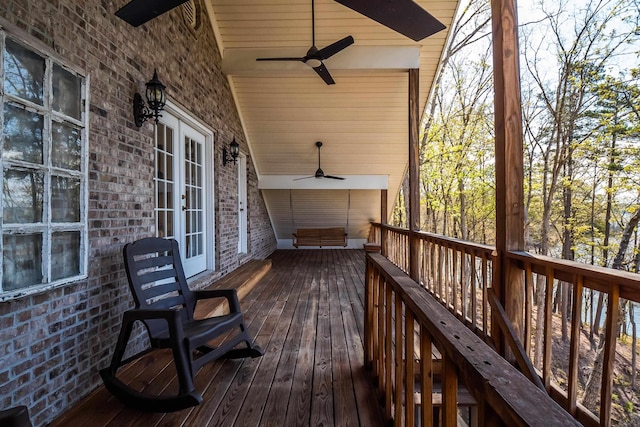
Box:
[100,237,264,412]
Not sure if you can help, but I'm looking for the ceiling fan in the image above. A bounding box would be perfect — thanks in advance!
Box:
[115,0,189,27]
[333,0,446,41]
[256,0,354,85]
[295,141,345,181]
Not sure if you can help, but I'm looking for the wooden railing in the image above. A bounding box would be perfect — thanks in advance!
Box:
[369,222,640,426]
[365,253,581,426]
[375,223,495,340]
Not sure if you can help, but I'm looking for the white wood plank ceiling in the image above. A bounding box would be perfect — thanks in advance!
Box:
[204,0,461,242]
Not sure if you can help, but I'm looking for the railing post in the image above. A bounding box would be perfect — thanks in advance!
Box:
[408,68,420,282]
[381,190,388,257]
[491,0,525,356]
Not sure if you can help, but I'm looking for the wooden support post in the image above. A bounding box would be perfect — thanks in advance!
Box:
[491,0,525,356]
[381,189,388,257]
[408,68,420,282]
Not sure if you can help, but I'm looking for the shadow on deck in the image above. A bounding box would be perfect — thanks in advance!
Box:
[51,249,384,427]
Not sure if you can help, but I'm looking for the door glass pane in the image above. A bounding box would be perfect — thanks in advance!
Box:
[4,39,44,105]
[155,123,175,239]
[51,176,80,222]
[51,231,80,280]
[184,136,203,259]
[3,169,44,223]
[3,104,44,164]
[52,121,81,170]
[52,64,82,119]
[2,233,43,290]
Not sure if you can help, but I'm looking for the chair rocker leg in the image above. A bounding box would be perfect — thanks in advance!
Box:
[99,317,202,413]
[221,329,265,359]
[100,367,202,412]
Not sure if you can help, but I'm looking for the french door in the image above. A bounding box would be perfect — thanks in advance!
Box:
[155,112,208,277]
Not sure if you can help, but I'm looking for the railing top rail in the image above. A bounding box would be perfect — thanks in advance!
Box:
[370,222,410,235]
[414,230,495,254]
[367,252,582,427]
[370,222,495,253]
[508,250,640,303]
[370,222,640,303]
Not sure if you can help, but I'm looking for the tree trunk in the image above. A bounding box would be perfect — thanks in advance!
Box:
[591,133,618,346]
[561,149,575,342]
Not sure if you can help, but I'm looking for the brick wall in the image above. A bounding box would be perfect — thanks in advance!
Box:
[0,1,276,425]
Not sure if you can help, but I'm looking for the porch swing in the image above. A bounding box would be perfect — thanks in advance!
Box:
[291,189,349,248]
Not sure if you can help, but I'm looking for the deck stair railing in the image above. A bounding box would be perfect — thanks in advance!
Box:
[368,222,640,426]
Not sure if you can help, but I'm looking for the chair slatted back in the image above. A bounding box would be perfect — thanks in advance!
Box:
[123,237,196,339]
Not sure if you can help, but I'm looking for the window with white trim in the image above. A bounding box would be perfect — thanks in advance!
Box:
[0,33,88,296]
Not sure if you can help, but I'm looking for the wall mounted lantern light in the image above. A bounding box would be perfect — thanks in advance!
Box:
[223,137,240,166]
[133,69,166,127]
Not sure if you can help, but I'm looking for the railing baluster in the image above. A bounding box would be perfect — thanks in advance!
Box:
[441,353,457,427]
[471,251,477,330]
[568,275,583,415]
[525,262,533,356]
[452,246,459,316]
[378,276,386,388]
[420,327,433,426]
[405,312,415,427]
[543,266,554,392]
[395,292,403,426]
[482,253,488,336]
[461,248,468,322]
[600,284,619,427]
[385,284,393,420]
[365,260,373,367]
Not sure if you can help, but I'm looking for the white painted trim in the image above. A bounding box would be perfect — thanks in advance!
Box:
[203,0,225,59]
[222,46,421,76]
[259,175,388,190]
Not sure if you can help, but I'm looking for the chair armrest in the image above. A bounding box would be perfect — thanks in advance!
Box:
[193,289,241,313]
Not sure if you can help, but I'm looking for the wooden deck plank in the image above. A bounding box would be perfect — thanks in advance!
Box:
[258,250,314,426]
[50,250,382,427]
[309,250,335,426]
[283,253,321,427]
[182,264,291,426]
[232,252,311,426]
[336,251,385,427]
[146,269,282,427]
[328,250,362,427]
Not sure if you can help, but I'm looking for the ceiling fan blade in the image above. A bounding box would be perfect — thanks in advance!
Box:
[324,175,346,180]
[312,63,335,85]
[293,176,316,181]
[256,57,306,62]
[316,36,355,60]
[334,0,446,41]
[115,0,189,27]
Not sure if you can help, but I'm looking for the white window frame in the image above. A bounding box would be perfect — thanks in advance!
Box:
[0,31,89,301]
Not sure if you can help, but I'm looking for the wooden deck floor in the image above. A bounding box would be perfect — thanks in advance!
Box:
[51,249,384,427]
